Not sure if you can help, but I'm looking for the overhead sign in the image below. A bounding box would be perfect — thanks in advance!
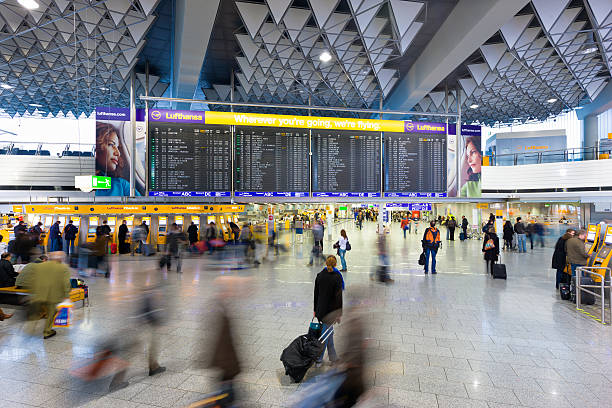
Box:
[75,175,111,192]
[148,109,447,134]
[25,204,245,214]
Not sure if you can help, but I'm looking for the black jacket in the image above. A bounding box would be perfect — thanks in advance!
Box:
[482,232,500,261]
[552,235,570,270]
[461,218,469,229]
[503,223,514,241]
[63,224,78,240]
[514,222,526,235]
[187,224,198,242]
[314,268,343,324]
[0,259,17,287]
[118,224,128,241]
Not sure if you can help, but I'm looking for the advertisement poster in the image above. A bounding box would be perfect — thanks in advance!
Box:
[95,107,145,196]
[450,125,482,198]
[446,132,457,196]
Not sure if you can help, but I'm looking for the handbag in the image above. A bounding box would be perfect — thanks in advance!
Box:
[418,252,426,265]
[345,241,351,251]
[308,317,322,338]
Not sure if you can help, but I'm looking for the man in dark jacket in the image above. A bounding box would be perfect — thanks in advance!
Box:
[187,222,198,245]
[461,216,469,240]
[63,220,78,255]
[566,229,589,277]
[118,220,129,254]
[514,217,527,253]
[49,221,62,252]
[14,221,27,236]
[447,216,457,241]
[552,229,575,288]
[422,221,441,274]
[0,253,17,286]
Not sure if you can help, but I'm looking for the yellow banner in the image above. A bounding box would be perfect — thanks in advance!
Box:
[205,111,404,132]
[26,204,245,214]
[476,203,489,209]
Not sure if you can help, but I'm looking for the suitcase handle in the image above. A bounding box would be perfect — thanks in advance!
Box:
[319,325,334,342]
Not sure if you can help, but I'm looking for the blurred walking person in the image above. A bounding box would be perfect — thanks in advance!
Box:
[25,251,71,339]
[400,216,410,238]
[187,221,198,246]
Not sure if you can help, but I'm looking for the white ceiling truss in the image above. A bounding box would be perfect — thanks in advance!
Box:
[205,0,426,110]
[414,0,611,126]
[0,0,164,117]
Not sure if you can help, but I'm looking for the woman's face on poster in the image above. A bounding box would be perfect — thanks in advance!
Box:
[98,132,120,173]
[466,141,481,174]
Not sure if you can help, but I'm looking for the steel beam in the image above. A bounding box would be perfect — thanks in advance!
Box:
[385,0,531,113]
[171,0,221,109]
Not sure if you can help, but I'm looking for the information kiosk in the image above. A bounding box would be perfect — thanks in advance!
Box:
[42,215,53,248]
[590,225,612,282]
[70,216,81,245]
[125,216,134,244]
[586,224,600,260]
[87,216,98,243]
[175,215,184,231]
[107,216,117,243]
[192,216,200,240]
[157,216,167,245]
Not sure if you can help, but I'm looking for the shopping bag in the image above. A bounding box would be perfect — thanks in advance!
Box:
[53,301,74,327]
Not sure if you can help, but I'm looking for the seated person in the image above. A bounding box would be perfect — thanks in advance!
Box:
[15,255,48,289]
[0,252,17,287]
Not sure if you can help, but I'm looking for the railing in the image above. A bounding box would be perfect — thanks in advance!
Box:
[576,266,611,325]
[489,146,611,166]
[0,140,95,157]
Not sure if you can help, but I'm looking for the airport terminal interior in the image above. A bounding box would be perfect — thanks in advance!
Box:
[1,0,612,407]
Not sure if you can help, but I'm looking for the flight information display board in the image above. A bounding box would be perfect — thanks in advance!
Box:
[384,132,447,197]
[148,123,232,196]
[234,126,310,197]
[312,130,381,197]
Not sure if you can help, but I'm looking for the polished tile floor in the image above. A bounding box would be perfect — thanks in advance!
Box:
[1,220,611,408]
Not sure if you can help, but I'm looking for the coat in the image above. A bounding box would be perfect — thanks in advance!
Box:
[552,234,571,270]
[566,236,588,265]
[187,224,198,242]
[28,261,71,304]
[503,223,514,241]
[482,232,500,261]
[0,259,17,287]
[314,268,343,324]
[118,224,128,242]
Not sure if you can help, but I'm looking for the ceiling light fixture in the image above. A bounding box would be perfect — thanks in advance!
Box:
[17,0,39,10]
[547,98,557,103]
[582,47,597,54]
[319,51,332,62]
[469,104,479,109]
[99,87,109,91]
[29,103,43,107]
[0,83,13,90]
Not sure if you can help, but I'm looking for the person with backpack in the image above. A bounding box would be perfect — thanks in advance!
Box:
[482,228,500,275]
[63,220,78,256]
[313,256,343,368]
[421,221,441,274]
[447,216,457,241]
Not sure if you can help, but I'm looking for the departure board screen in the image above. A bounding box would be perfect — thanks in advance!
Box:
[312,130,381,197]
[148,123,232,196]
[384,132,447,197]
[235,126,310,197]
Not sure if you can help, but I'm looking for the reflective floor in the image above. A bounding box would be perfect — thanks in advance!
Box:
[1,220,611,407]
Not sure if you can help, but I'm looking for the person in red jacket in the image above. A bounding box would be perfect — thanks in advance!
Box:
[400,216,411,238]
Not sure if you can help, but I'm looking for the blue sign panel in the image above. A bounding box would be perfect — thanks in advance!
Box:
[234,192,309,197]
[384,192,447,198]
[148,191,231,197]
[312,192,381,198]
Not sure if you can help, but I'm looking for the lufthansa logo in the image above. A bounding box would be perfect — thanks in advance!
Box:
[151,111,162,120]
[405,122,414,131]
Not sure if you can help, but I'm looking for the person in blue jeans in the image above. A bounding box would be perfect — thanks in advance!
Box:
[335,229,349,272]
[422,221,441,274]
[313,256,343,367]
[63,220,78,256]
[514,217,527,253]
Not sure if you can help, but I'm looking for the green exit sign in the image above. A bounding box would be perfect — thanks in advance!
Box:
[92,176,111,189]
[339,206,348,211]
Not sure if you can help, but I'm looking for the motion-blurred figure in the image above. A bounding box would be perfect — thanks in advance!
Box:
[25,251,71,339]
[308,222,325,266]
[162,223,186,273]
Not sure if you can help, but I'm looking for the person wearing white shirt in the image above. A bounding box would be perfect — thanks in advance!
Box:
[336,229,349,272]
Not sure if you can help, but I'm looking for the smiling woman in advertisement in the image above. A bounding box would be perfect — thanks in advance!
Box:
[95,122,142,196]
[460,135,482,198]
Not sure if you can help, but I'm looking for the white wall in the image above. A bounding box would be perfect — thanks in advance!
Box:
[482,160,612,191]
[597,107,612,140]
[483,110,583,150]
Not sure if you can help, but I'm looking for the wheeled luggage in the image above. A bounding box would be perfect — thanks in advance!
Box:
[492,263,507,279]
[280,324,334,383]
[110,243,117,254]
[459,232,466,241]
[560,283,571,300]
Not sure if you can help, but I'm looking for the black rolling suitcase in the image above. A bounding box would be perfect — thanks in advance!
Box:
[280,324,334,383]
[492,250,507,279]
[571,276,595,305]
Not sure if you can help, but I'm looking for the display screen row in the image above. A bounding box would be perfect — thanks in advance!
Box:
[148,123,447,197]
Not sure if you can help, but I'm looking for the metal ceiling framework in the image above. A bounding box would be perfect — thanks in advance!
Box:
[0,0,168,117]
[413,0,611,126]
[203,0,427,111]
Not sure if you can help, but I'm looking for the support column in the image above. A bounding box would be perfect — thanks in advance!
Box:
[584,115,598,148]
[456,86,461,196]
[129,70,136,197]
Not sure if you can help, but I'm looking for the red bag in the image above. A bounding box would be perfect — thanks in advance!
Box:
[110,243,117,254]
